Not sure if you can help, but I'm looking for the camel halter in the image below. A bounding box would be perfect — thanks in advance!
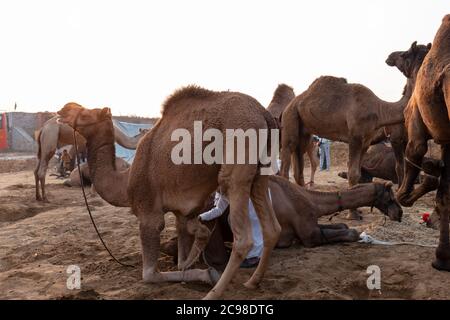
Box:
[72,111,135,268]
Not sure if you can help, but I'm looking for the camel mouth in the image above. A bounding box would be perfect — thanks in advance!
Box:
[55,116,67,125]
[385,57,396,66]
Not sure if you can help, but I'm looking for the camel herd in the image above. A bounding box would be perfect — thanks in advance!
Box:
[33,15,450,299]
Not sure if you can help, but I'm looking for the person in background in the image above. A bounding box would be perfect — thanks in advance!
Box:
[318,137,331,171]
[198,190,264,268]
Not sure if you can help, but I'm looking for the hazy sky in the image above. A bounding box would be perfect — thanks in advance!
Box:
[0,0,448,117]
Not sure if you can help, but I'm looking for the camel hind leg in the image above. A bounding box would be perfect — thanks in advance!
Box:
[34,159,42,201]
[204,165,256,300]
[244,174,281,289]
[280,103,301,180]
[291,134,312,186]
[35,151,53,202]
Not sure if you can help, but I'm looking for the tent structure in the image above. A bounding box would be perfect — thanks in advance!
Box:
[113,120,152,163]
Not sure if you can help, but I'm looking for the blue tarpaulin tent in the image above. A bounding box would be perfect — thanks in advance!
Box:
[113,120,152,163]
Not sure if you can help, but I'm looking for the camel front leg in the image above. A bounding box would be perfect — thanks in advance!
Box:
[139,209,215,284]
[397,105,430,206]
[346,138,364,220]
[178,217,211,271]
[432,144,450,271]
[175,215,193,269]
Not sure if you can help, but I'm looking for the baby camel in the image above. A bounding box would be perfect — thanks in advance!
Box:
[56,87,281,300]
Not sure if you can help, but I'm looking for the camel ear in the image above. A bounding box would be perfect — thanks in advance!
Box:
[100,107,111,118]
[411,41,417,50]
[427,43,432,50]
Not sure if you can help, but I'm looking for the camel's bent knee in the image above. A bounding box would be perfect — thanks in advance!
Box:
[233,238,253,260]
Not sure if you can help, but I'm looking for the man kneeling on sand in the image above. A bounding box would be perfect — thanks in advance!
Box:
[198,190,266,268]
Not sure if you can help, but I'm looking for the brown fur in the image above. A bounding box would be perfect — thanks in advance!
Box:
[56,87,281,300]
[266,84,319,185]
[397,15,450,271]
[280,43,429,219]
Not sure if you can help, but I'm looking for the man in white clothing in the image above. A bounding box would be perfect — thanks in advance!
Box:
[198,192,264,268]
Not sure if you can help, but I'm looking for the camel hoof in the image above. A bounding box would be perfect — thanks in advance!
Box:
[345,211,363,221]
[208,267,221,286]
[348,229,360,241]
[243,280,259,290]
[432,259,450,272]
[203,290,220,300]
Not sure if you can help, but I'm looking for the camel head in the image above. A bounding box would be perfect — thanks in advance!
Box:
[57,102,112,138]
[372,181,403,222]
[385,41,432,78]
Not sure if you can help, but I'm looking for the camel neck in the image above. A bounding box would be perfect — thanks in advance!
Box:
[86,123,130,207]
[376,77,415,128]
[310,184,377,218]
[113,125,141,149]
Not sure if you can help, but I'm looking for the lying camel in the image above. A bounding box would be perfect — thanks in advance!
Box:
[397,15,450,271]
[63,157,130,187]
[56,87,281,300]
[34,116,148,202]
[338,142,439,185]
[267,84,319,185]
[338,143,399,183]
[280,42,428,219]
[162,176,402,270]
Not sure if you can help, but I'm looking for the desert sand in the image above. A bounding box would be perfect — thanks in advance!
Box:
[0,147,449,300]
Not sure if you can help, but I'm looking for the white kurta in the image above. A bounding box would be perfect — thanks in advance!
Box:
[199,192,271,259]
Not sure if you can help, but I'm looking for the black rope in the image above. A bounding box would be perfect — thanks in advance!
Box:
[73,127,135,268]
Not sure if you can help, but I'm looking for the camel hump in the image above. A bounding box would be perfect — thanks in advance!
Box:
[310,76,347,89]
[161,85,217,116]
[443,14,450,23]
[272,84,295,101]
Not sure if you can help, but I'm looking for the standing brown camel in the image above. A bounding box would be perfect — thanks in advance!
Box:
[280,43,427,219]
[34,116,147,202]
[267,84,319,185]
[56,87,281,300]
[397,15,450,271]
[162,177,402,271]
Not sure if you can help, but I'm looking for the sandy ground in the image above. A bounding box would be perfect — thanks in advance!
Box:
[1,156,450,300]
